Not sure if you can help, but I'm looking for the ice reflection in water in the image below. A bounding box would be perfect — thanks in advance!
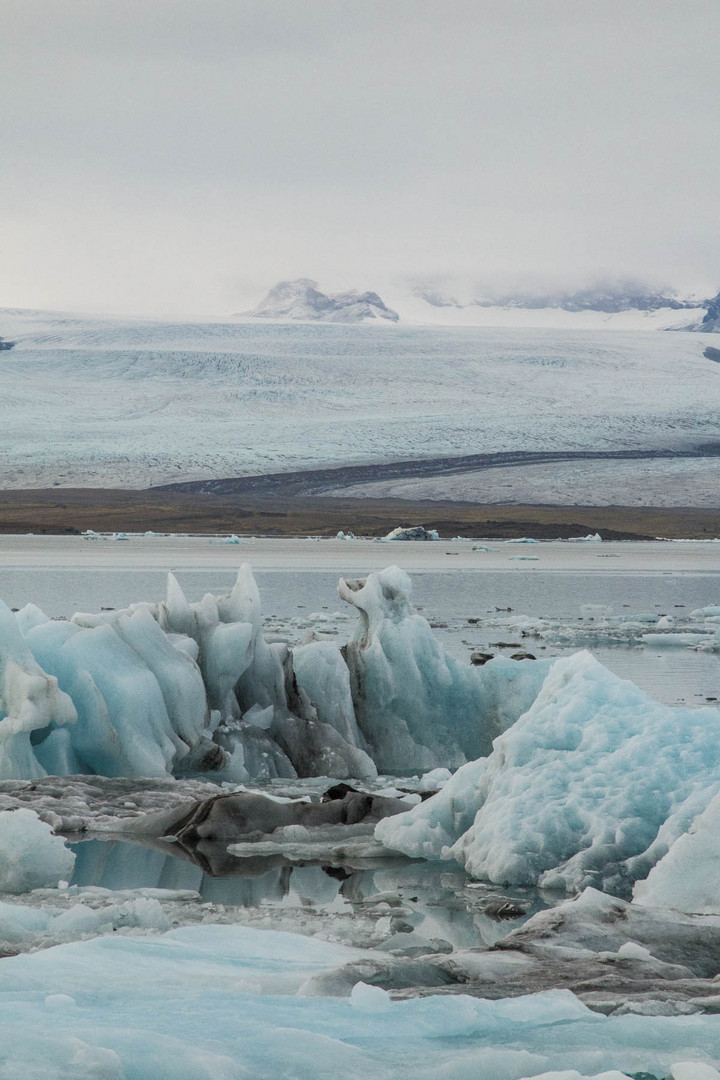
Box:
[69,836,548,951]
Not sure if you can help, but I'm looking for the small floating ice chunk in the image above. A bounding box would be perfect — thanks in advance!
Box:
[419,767,452,792]
[350,981,391,1011]
[669,1066,720,1080]
[616,941,654,962]
[381,526,439,541]
[0,809,75,894]
[642,632,709,648]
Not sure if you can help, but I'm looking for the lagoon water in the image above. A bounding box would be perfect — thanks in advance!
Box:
[0,536,718,706]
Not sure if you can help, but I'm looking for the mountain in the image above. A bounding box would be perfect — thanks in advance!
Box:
[413,283,705,315]
[246,279,399,323]
[663,289,720,333]
[698,290,720,332]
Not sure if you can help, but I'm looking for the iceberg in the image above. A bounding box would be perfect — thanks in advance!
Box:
[377,651,720,893]
[381,526,440,541]
[0,809,75,894]
[338,567,550,772]
[1,564,544,783]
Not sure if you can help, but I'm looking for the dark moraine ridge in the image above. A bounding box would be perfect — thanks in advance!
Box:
[154,444,720,499]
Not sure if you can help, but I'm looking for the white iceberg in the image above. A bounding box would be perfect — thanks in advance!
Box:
[377,651,720,893]
[0,809,75,894]
[381,526,440,541]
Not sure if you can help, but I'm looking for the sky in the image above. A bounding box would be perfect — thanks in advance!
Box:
[2,0,719,315]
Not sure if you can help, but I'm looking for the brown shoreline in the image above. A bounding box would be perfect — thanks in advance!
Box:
[0,488,718,540]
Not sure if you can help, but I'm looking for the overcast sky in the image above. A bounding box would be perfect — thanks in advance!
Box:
[2,0,719,314]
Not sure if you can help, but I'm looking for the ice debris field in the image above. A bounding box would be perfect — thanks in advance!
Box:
[1,562,720,1076]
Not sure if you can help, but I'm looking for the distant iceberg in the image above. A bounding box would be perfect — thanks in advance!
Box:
[381,526,439,541]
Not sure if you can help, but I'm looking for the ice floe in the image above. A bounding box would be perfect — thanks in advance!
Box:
[1,922,719,1078]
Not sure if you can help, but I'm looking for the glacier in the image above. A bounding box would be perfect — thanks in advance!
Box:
[1,311,720,493]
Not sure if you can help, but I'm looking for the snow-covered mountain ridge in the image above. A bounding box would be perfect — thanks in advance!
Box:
[413,282,707,314]
[241,278,720,331]
[697,291,720,332]
[246,279,399,323]
[396,281,720,331]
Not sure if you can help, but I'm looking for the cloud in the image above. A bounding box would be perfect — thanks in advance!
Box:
[2,0,719,313]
